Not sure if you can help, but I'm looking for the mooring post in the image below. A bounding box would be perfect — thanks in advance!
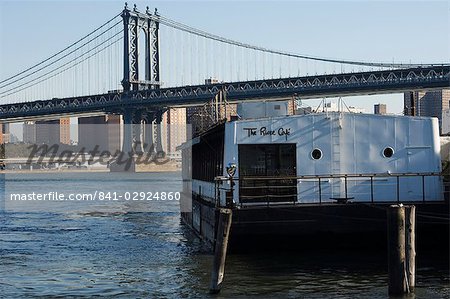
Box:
[405,205,416,290]
[209,208,233,294]
[387,204,415,295]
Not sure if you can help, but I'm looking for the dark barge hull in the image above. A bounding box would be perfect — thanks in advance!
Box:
[181,196,450,252]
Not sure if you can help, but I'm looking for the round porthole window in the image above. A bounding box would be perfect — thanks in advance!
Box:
[383,147,394,158]
[311,148,322,160]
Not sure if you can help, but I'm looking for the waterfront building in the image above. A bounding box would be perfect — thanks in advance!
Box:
[374,103,387,115]
[404,89,450,134]
[35,118,70,145]
[78,115,121,153]
[60,118,70,145]
[0,123,9,144]
[23,121,36,144]
[441,109,450,135]
[9,133,19,143]
[162,108,187,159]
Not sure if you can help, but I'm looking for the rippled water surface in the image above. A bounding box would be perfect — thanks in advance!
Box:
[0,172,448,298]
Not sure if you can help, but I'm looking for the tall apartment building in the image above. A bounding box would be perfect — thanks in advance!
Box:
[78,115,121,153]
[374,103,387,115]
[60,118,71,145]
[35,118,70,145]
[23,121,37,143]
[162,108,187,159]
[0,123,9,144]
[404,89,450,133]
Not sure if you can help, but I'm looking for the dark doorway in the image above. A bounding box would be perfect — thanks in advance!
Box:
[238,144,297,203]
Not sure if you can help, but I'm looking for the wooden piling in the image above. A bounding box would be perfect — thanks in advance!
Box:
[387,205,407,295]
[387,204,415,295]
[405,205,416,290]
[209,208,233,294]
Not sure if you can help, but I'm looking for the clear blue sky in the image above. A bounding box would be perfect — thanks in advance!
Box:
[1,0,449,115]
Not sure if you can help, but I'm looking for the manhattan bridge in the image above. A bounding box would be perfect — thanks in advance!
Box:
[0,3,449,152]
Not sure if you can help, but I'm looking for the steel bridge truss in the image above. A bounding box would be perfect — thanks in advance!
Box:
[1,66,449,121]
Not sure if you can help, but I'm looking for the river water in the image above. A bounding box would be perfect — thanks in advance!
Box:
[0,172,448,298]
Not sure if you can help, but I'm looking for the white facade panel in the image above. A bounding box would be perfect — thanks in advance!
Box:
[224,113,442,204]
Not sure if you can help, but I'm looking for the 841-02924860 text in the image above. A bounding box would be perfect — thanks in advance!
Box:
[97,191,180,201]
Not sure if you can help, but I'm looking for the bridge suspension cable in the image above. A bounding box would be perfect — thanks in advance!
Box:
[0,32,124,99]
[0,13,124,103]
[2,7,448,105]
[0,17,122,90]
[156,15,448,69]
[0,13,121,87]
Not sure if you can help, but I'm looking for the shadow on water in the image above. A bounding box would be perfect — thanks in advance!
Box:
[219,249,449,299]
[192,224,449,298]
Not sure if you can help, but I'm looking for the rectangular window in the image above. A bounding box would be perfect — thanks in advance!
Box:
[238,144,297,203]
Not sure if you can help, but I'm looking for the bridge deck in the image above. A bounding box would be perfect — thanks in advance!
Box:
[0,66,449,121]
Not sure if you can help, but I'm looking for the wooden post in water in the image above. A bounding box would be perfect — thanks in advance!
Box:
[405,205,416,290]
[209,208,233,294]
[387,204,415,295]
